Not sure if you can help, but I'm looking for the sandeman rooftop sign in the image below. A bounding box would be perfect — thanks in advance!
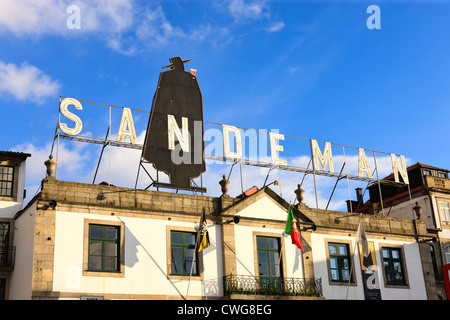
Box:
[56,56,410,192]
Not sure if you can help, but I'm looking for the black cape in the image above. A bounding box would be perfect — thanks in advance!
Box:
[142,57,206,189]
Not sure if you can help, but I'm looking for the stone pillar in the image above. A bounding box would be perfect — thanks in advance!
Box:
[300,231,315,280]
[221,221,237,277]
[32,202,57,299]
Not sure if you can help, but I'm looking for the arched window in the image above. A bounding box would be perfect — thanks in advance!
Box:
[430,245,439,280]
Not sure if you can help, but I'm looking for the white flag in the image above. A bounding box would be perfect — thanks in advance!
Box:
[356,218,369,258]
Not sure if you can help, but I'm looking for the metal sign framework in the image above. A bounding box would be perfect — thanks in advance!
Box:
[51,96,412,214]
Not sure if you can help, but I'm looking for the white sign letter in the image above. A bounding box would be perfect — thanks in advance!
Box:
[311,140,334,172]
[269,132,287,166]
[358,148,373,179]
[168,114,189,152]
[223,125,242,159]
[117,108,137,144]
[59,98,83,135]
[390,154,409,184]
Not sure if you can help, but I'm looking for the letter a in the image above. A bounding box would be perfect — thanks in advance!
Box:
[358,148,372,179]
[117,108,137,144]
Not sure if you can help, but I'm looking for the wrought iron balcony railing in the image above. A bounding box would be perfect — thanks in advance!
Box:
[223,274,322,297]
[0,247,15,268]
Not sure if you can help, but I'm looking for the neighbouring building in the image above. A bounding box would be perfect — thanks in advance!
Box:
[358,162,450,300]
[2,154,444,300]
[0,151,31,300]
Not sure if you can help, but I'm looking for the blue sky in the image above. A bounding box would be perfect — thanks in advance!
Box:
[1,0,449,210]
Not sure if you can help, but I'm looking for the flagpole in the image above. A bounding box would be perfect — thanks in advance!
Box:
[186,201,210,300]
[346,213,367,300]
[345,239,358,300]
[278,204,290,271]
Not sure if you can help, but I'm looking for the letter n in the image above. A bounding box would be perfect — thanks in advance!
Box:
[168,114,190,152]
[390,154,409,184]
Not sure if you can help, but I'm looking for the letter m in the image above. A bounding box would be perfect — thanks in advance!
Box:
[311,140,334,173]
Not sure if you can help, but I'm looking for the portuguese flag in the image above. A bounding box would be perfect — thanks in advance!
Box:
[285,207,303,251]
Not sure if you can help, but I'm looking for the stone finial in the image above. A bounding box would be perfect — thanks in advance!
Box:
[219,175,230,195]
[413,201,422,219]
[44,155,57,178]
[294,184,304,204]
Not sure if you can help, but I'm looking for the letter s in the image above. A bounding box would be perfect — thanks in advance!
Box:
[59,98,83,135]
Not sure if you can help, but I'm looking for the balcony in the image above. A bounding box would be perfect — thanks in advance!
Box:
[223,275,323,299]
[0,247,15,269]
[425,175,450,191]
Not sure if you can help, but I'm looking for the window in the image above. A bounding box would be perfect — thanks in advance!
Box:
[438,172,447,179]
[439,201,450,225]
[0,166,13,197]
[256,236,281,278]
[382,247,406,286]
[328,243,351,282]
[0,223,10,267]
[88,224,120,272]
[170,231,199,276]
[256,236,283,293]
[430,245,440,280]
[445,245,450,264]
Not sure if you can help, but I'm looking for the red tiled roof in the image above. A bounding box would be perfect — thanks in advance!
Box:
[376,162,449,183]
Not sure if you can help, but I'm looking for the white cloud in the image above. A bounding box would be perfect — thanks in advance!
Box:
[228,0,267,21]
[135,6,185,47]
[0,0,66,36]
[0,1,285,55]
[267,21,285,33]
[0,61,60,103]
[226,0,284,33]
[11,140,91,186]
[107,35,137,56]
[0,0,135,36]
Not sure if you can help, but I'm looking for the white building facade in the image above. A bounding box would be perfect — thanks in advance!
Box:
[6,175,438,300]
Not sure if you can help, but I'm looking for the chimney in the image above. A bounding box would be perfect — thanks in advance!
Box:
[356,188,363,205]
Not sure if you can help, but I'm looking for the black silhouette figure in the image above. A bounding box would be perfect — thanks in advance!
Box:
[142,57,206,189]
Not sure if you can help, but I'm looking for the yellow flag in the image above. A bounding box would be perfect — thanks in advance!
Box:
[198,208,210,252]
